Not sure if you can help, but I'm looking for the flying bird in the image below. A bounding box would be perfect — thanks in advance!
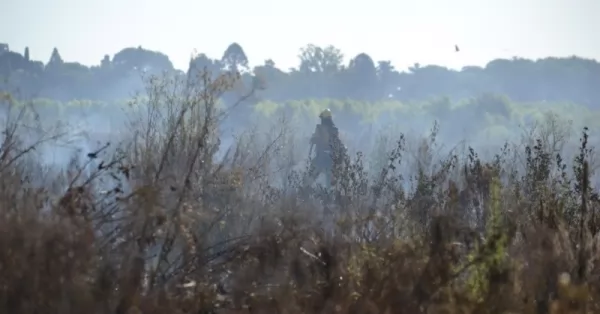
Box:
[455,45,460,52]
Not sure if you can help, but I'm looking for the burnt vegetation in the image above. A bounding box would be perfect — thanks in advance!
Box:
[1,59,600,314]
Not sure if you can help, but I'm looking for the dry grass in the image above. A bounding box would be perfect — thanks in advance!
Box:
[1,67,600,314]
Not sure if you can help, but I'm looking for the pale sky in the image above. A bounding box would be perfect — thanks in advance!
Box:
[1,0,598,72]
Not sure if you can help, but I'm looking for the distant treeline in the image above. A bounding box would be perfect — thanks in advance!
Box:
[0,42,599,107]
[11,95,599,137]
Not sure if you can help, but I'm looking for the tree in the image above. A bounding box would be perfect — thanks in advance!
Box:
[377,60,399,98]
[346,53,378,99]
[298,44,344,74]
[112,46,174,74]
[188,53,222,86]
[48,47,63,66]
[485,58,534,101]
[253,59,287,99]
[0,51,29,75]
[100,55,110,69]
[221,42,249,73]
[349,54,376,77]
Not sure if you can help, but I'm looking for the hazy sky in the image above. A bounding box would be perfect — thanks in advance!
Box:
[1,0,598,72]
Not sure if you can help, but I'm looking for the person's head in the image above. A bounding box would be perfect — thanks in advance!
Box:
[319,108,333,124]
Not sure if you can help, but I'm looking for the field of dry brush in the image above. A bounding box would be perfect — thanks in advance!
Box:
[1,71,599,314]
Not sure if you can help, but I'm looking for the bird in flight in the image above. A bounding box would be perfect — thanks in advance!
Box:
[455,45,460,52]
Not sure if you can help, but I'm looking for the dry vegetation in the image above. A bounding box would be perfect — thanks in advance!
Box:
[1,67,600,314]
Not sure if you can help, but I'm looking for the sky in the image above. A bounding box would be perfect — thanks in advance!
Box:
[1,0,598,72]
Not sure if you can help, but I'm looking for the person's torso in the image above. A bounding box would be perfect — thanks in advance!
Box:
[314,124,339,153]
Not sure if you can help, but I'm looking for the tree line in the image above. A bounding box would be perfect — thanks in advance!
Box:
[1,42,599,108]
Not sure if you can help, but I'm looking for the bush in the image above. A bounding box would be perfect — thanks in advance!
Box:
[1,68,600,314]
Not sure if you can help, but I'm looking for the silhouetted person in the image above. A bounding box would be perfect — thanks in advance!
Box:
[304,109,346,188]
